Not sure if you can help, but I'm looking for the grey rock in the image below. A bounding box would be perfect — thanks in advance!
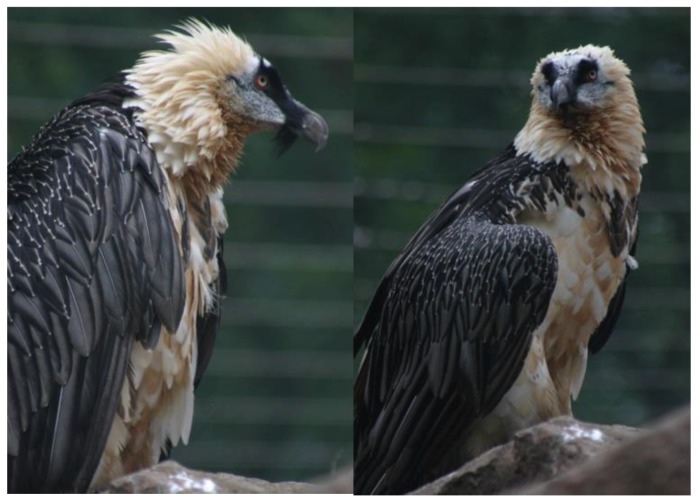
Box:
[413,416,640,495]
[101,460,352,494]
[516,406,690,495]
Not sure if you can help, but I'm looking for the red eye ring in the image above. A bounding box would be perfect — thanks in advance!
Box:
[255,74,269,89]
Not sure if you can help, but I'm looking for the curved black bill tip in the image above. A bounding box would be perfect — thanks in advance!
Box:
[274,102,329,156]
[300,109,329,152]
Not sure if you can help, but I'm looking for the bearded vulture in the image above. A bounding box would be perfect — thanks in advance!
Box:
[8,19,328,493]
[354,45,645,494]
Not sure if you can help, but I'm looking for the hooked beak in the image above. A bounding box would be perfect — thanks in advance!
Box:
[274,100,329,154]
[551,78,577,113]
[298,105,329,152]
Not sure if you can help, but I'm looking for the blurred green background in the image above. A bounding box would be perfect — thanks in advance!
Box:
[354,8,690,427]
[8,7,352,482]
[6,5,692,487]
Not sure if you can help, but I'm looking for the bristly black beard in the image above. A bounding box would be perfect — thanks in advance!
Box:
[557,105,589,129]
[273,122,299,156]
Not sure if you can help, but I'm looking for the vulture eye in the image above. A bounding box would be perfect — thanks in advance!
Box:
[541,61,556,85]
[255,74,269,89]
[585,69,597,82]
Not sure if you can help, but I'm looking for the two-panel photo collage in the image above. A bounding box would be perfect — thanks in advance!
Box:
[6,6,690,495]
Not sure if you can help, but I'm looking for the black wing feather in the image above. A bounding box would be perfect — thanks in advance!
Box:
[7,86,185,493]
[354,147,560,495]
[194,237,227,389]
[588,230,638,355]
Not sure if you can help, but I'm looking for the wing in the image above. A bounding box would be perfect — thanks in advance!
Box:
[354,219,557,494]
[354,147,561,494]
[353,146,537,357]
[194,236,227,389]
[182,194,228,390]
[160,204,227,463]
[588,229,638,355]
[7,96,185,493]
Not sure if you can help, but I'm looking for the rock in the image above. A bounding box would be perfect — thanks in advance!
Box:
[312,465,354,493]
[413,406,690,495]
[101,461,352,494]
[100,406,690,495]
[413,416,640,495]
[516,406,690,495]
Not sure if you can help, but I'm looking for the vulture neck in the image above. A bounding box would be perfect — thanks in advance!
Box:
[124,74,256,203]
[514,101,646,200]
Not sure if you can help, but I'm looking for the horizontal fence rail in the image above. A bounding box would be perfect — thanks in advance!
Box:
[7,97,353,137]
[354,123,689,153]
[204,349,350,380]
[7,21,353,60]
[176,439,349,472]
[355,64,690,92]
[353,179,690,212]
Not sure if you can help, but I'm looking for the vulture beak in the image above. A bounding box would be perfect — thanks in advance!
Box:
[551,78,576,112]
[298,105,329,152]
[274,99,329,154]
